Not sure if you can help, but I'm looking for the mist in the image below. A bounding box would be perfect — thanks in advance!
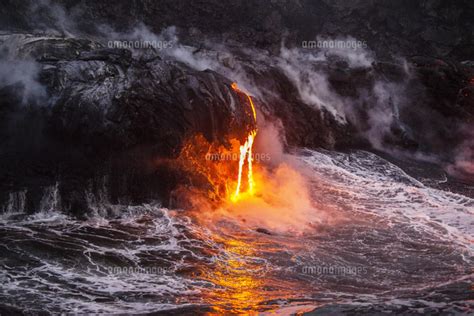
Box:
[0,36,47,105]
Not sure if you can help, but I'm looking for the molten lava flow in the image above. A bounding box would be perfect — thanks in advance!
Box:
[230,83,258,202]
[232,131,256,202]
[246,131,256,194]
[172,83,259,204]
[231,82,257,121]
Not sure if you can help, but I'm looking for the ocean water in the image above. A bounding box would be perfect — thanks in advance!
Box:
[0,150,472,314]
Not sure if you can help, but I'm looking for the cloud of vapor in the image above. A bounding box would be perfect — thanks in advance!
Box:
[314,36,374,68]
[162,31,414,152]
[140,30,412,153]
[278,36,375,119]
[221,162,320,234]
[7,0,456,174]
[96,23,178,54]
[129,28,267,99]
[446,125,474,179]
[4,1,462,170]
[0,0,85,105]
[199,121,331,234]
[27,0,79,36]
[0,36,47,105]
[363,81,408,149]
[278,46,348,122]
[277,39,412,150]
[253,119,287,167]
[6,4,417,158]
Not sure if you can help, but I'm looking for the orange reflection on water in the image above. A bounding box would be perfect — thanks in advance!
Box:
[202,237,267,315]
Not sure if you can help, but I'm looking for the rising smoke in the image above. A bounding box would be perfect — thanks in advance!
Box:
[0,36,47,105]
[3,1,469,171]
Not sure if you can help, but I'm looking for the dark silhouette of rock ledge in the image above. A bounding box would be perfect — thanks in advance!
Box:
[1,0,472,59]
[0,34,256,217]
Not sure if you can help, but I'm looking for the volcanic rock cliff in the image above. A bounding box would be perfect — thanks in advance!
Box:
[0,34,257,216]
[1,0,472,59]
[0,1,473,216]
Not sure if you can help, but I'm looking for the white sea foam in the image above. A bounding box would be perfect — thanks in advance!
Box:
[300,149,474,251]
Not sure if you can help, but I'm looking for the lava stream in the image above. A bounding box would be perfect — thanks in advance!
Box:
[231,83,258,202]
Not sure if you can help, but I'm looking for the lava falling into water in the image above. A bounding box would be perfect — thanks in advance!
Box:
[231,83,257,202]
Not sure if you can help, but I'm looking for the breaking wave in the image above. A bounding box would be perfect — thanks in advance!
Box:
[0,150,472,314]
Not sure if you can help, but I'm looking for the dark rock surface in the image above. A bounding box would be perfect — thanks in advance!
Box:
[0,0,472,59]
[0,1,473,216]
[1,32,473,216]
[0,34,256,216]
[211,48,474,155]
[396,56,474,165]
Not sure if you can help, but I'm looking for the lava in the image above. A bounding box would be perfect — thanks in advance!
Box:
[231,82,257,121]
[173,83,259,204]
[230,83,258,202]
[232,131,256,202]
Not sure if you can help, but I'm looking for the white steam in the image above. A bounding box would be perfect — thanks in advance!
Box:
[279,46,348,121]
[107,23,409,153]
[0,36,47,105]
[447,126,474,178]
[28,0,78,36]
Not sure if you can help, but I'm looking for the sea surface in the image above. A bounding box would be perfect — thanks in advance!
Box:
[0,150,472,315]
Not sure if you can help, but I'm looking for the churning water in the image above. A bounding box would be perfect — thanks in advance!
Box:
[0,150,472,314]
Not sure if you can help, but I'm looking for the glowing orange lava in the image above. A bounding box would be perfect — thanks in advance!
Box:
[230,83,258,202]
[172,83,259,205]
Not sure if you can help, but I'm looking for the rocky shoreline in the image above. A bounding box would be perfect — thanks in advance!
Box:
[0,7,472,215]
[1,30,473,216]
